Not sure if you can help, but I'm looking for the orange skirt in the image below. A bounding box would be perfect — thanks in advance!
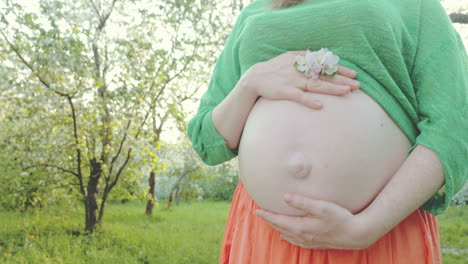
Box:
[220,182,441,264]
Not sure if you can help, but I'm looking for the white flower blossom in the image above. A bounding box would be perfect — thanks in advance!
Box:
[294,55,308,72]
[295,48,340,79]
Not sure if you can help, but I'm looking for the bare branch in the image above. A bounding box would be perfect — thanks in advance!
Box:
[49,183,82,191]
[0,29,70,97]
[99,0,117,30]
[90,0,117,81]
[110,147,132,189]
[169,167,201,193]
[66,96,86,196]
[185,83,202,101]
[103,39,110,78]
[88,0,102,20]
[109,119,132,176]
[450,13,468,24]
[157,108,171,134]
[22,163,78,177]
[132,12,208,140]
[166,25,207,85]
[134,82,169,139]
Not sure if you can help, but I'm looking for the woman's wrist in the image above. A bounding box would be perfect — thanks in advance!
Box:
[351,210,386,249]
[237,76,258,102]
[237,63,261,100]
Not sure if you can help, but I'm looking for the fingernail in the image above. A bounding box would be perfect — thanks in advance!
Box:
[351,80,360,87]
[284,193,293,202]
[255,209,261,215]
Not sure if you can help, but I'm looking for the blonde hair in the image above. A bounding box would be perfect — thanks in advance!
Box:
[270,0,304,8]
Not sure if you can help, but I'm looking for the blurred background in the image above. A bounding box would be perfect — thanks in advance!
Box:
[0,0,466,263]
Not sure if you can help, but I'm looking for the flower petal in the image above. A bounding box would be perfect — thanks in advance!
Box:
[323,65,338,75]
[297,64,308,72]
[311,65,323,74]
[326,54,339,65]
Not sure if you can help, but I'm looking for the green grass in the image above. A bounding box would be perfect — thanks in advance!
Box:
[0,201,466,263]
[438,205,468,263]
[0,200,229,264]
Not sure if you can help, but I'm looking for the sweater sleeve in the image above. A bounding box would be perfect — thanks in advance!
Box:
[408,0,468,215]
[187,12,246,166]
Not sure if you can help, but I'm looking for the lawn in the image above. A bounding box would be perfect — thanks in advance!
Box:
[0,201,466,263]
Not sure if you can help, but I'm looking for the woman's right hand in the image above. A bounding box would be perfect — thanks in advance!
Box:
[242,51,360,109]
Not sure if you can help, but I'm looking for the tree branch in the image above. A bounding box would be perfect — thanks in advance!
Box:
[110,147,132,189]
[22,163,78,177]
[88,0,102,20]
[109,119,132,177]
[133,26,205,139]
[450,13,468,24]
[66,96,86,196]
[169,167,201,193]
[99,0,117,30]
[0,29,70,97]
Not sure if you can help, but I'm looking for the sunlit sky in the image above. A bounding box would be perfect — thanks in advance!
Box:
[2,0,467,143]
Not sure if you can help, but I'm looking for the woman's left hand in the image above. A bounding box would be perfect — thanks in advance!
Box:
[255,193,380,250]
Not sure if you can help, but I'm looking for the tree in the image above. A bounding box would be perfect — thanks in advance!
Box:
[0,0,239,231]
[141,0,248,215]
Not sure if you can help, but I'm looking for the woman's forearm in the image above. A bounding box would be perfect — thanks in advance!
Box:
[212,74,258,150]
[356,144,445,243]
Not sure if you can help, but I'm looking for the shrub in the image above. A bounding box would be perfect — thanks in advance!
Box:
[452,183,468,205]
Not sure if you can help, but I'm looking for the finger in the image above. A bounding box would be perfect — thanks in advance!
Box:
[280,234,319,249]
[255,211,296,236]
[306,78,351,95]
[337,65,357,79]
[283,193,340,217]
[280,234,309,248]
[281,88,323,109]
[260,213,322,242]
[318,74,360,91]
[280,227,315,245]
[267,222,298,237]
[255,209,305,235]
[281,234,332,250]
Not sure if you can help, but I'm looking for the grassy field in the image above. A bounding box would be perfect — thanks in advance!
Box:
[0,201,466,263]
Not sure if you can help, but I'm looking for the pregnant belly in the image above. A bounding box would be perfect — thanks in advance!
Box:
[238,89,411,216]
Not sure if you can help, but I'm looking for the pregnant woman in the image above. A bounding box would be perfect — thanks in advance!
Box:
[188,0,468,263]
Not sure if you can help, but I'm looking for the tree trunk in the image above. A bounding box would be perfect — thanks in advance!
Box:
[145,171,156,216]
[166,168,199,208]
[167,189,174,209]
[85,158,102,232]
[176,182,184,206]
[97,185,110,226]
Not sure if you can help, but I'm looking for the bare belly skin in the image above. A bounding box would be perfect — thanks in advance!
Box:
[238,89,411,215]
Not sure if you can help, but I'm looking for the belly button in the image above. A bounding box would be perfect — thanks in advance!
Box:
[287,152,312,179]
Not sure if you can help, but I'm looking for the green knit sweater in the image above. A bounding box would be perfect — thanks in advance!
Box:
[187,0,468,215]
